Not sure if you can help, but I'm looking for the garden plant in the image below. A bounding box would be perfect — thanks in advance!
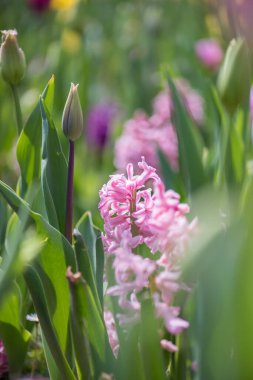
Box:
[1,1,253,379]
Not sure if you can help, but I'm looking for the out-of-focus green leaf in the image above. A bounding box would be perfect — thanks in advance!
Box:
[183,198,253,380]
[40,97,67,235]
[0,286,30,375]
[25,267,76,380]
[157,148,185,198]
[0,199,7,251]
[117,324,145,380]
[16,76,55,195]
[0,201,42,306]
[168,76,206,193]
[229,112,245,184]
[140,298,166,380]
[0,180,76,367]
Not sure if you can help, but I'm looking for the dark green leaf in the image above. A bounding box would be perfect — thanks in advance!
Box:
[168,76,206,193]
[25,267,76,380]
[40,97,67,234]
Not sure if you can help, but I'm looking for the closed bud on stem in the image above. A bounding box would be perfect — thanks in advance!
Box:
[0,29,26,85]
[62,83,83,141]
[217,37,251,112]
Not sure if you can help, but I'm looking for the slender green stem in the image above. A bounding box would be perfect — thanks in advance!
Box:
[10,84,23,135]
[65,140,75,243]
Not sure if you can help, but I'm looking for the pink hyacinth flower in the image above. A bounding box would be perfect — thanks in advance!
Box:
[195,38,223,71]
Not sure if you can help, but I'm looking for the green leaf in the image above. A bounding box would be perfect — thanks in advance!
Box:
[0,199,7,251]
[95,228,104,307]
[73,227,102,313]
[0,286,30,375]
[168,76,206,193]
[16,76,55,195]
[67,271,94,380]
[40,97,67,234]
[25,267,76,380]
[0,180,76,369]
[75,212,97,275]
[140,298,166,380]
[157,148,185,198]
[0,201,42,307]
[117,325,145,380]
[68,271,106,363]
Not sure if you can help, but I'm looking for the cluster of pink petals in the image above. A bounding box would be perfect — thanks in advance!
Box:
[99,158,195,353]
[114,79,203,174]
[104,310,119,357]
[0,341,8,377]
[195,38,223,71]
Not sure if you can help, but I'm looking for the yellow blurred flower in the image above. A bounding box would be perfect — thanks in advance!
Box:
[61,29,81,54]
[50,0,78,11]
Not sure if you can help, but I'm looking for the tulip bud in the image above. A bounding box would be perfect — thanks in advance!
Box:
[0,30,26,85]
[217,38,251,112]
[62,83,83,141]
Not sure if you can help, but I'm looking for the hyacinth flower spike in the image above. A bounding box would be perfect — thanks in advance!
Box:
[99,157,196,353]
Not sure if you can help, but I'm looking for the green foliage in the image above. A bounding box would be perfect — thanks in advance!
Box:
[168,76,206,194]
[1,2,253,379]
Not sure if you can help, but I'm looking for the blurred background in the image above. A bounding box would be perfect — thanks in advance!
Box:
[0,0,250,223]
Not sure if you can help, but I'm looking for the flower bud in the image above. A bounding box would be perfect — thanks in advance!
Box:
[0,30,26,85]
[62,83,83,141]
[217,37,251,112]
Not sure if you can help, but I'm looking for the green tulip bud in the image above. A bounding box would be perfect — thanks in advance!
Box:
[0,29,26,85]
[217,37,251,112]
[62,83,83,141]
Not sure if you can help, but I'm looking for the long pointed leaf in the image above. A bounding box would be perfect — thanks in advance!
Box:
[40,97,67,234]
[168,76,206,193]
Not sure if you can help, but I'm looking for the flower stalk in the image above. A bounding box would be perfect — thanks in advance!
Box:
[10,84,23,135]
[65,140,75,242]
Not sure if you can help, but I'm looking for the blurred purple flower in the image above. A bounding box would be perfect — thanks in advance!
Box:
[249,85,253,120]
[86,103,118,151]
[195,38,223,71]
[0,341,8,377]
[27,0,50,12]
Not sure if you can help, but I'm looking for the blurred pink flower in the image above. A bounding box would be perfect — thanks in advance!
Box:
[107,252,156,296]
[195,38,223,71]
[160,339,178,353]
[175,79,204,124]
[0,341,8,377]
[104,310,119,357]
[115,79,203,174]
[114,111,178,173]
